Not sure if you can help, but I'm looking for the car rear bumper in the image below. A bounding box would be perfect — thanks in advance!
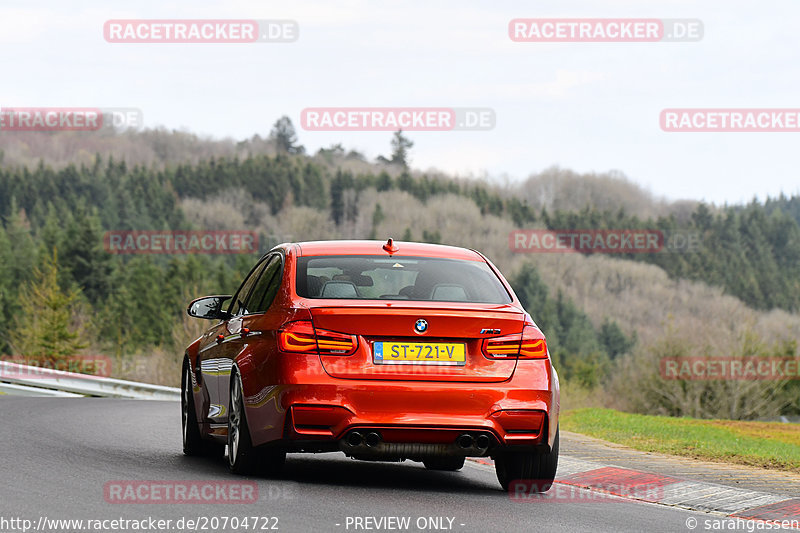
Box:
[243,371,558,454]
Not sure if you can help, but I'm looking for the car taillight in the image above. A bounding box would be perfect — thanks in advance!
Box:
[316,328,358,355]
[278,320,358,356]
[483,325,547,359]
[278,321,317,353]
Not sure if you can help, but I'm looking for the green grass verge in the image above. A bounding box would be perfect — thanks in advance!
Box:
[561,408,800,472]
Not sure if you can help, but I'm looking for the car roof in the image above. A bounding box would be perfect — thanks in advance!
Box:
[293,240,484,261]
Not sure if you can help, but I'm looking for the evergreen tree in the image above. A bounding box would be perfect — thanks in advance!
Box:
[369,204,385,240]
[376,172,393,192]
[422,229,441,244]
[598,319,636,359]
[10,250,87,362]
[388,130,413,168]
[269,116,305,155]
[0,225,14,353]
[59,207,112,304]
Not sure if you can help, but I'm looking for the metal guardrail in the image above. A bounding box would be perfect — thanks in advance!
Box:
[0,382,83,397]
[0,361,180,401]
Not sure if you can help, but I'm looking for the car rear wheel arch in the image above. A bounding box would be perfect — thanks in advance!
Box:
[181,358,223,458]
[227,366,286,475]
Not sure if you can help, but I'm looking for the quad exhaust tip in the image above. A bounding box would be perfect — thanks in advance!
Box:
[364,432,382,447]
[457,434,475,449]
[345,430,490,451]
[347,431,363,447]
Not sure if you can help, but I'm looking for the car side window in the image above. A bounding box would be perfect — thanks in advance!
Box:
[244,254,284,315]
[229,257,269,317]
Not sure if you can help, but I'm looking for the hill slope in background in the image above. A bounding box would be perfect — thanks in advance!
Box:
[0,127,691,216]
[1,128,799,417]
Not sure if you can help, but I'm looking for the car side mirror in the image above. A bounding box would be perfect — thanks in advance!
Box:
[187,295,232,320]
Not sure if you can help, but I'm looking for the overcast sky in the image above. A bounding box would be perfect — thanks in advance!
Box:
[2,0,798,205]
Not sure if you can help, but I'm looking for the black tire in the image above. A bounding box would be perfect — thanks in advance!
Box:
[494,426,559,492]
[423,456,466,471]
[182,362,223,457]
[227,370,286,475]
[227,370,258,474]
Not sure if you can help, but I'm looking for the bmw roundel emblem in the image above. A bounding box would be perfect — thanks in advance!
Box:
[414,318,428,334]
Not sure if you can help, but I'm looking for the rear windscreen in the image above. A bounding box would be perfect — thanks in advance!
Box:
[296,255,512,303]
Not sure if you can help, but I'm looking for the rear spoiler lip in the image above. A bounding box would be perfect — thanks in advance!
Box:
[297,299,524,313]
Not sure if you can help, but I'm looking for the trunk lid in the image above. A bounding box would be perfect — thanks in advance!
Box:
[308,302,524,382]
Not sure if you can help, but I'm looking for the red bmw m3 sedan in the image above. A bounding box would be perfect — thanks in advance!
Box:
[182,239,559,491]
